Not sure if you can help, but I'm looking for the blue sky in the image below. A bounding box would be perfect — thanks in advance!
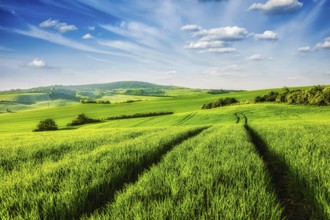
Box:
[0,0,329,90]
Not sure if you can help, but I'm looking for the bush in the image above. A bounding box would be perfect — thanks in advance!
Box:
[80,99,111,104]
[67,113,100,126]
[33,119,58,132]
[201,97,238,109]
[105,112,173,120]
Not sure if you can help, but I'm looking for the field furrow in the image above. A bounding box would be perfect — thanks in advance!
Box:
[0,126,205,219]
[87,125,282,219]
[250,121,330,219]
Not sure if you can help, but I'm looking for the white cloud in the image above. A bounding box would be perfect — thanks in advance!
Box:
[39,19,58,28]
[82,33,94,39]
[298,46,311,52]
[195,26,249,41]
[184,41,227,49]
[247,54,264,61]
[248,0,303,14]
[247,54,273,61]
[255,30,278,41]
[39,18,78,33]
[315,37,330,49]
[182,25,247,54]
[207,48,237,53]
[28,58,46,68]
[181,24,202,32]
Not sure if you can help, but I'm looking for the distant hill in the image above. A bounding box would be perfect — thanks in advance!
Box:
[26,81,176,92]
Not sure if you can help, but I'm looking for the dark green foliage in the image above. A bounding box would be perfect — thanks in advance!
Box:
[254,85,330,106]
[80,99,110,104]
[124,88,165,96]
[201,97,238,109]
[49,89,79,101]
[207,89,243,94]
[67,113,100,126]
[105,112,174,120]
[33,119,58,132]
[207,89,229,94]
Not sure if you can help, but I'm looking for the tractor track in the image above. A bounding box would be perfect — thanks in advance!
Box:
[173,112,197,126]
[241,113,314,220]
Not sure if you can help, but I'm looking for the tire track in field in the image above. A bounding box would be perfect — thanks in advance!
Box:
[234,112,248,125]
[173,112,197,126]
[243,115,314,220]
[80,126,208,218]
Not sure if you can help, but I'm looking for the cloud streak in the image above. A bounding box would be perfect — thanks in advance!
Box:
[39,18,78,33]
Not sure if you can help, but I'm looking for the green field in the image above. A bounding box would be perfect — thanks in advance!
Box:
[0,83,329,219]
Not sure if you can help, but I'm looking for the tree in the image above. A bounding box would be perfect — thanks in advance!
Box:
[67,113,100,126]
[34,119,58,132]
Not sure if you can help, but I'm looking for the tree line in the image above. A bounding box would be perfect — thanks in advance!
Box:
[254,85,330,106]
[201,97,238,109]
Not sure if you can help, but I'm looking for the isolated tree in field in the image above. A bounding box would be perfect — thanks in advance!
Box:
[34,119,58,132]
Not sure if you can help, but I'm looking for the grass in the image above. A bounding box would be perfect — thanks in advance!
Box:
[0,126,204,219]
[87,125,282,219]
[0,85,329,219]
[251,121,330,219]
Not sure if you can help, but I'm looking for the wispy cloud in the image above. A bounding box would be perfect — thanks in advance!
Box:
[181,24,202,32]
[204,64,245,78]
[87,26,95,31]
[100,21,162,48]
[206,48,237,53]
[39,18,78,33]
[184,41,227,49]
[9,25,122,56]
[247,54,273,61]
[297,46,311,52]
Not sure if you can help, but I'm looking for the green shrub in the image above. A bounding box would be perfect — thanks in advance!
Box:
[33,119,58,132]
[67,113,100,126]
[254,85,330,106]
[201,97,238,109]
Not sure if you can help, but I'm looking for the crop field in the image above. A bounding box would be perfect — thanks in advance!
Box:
[0,126,206,219]
[0,85,329,219]
[251,122,330,219]
[87,125,282,219]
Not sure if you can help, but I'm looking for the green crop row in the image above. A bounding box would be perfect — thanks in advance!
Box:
[0,126,204,219]
[252,121,330,219]
[87,125,282,219]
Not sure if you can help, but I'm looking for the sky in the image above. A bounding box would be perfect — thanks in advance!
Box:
[0,0,330,90]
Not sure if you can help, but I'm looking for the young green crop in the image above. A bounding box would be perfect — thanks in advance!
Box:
[0,126,204,219]
[88,125,282,219]
[251,121,330,219]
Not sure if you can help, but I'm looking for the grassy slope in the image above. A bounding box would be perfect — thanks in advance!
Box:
[0,85,329,219]
[0,85,329,133]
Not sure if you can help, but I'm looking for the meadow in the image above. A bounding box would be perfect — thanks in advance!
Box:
[0,84,329,219]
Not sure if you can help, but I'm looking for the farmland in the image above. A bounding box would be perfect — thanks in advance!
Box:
[0,83,329,219]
